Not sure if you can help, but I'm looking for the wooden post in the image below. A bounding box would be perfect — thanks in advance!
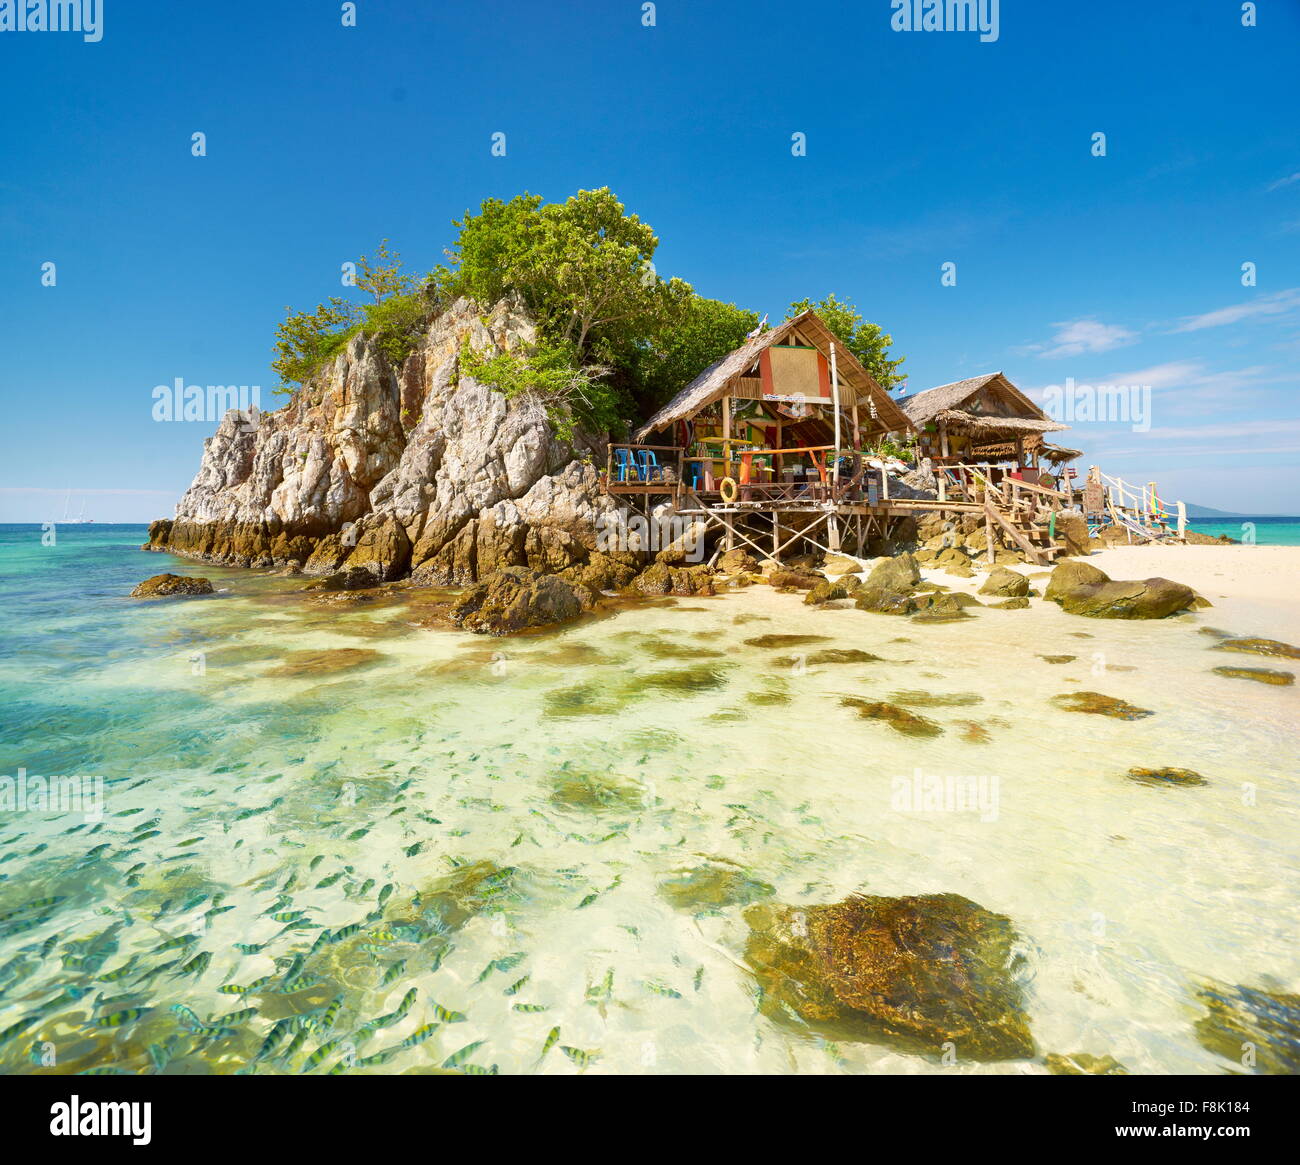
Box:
[939,419,949,459]
[984,503,996,566]
[721,395,731,480]
[830,343,842,497]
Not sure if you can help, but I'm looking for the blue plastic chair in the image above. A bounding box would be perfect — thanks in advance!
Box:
[635,450,659,482]
[614,449,638,483]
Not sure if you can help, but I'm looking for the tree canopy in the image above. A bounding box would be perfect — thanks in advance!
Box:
[270,190,906,436]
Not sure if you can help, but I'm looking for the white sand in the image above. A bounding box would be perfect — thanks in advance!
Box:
[918,544,1300,639]
[1088,545,1300,641]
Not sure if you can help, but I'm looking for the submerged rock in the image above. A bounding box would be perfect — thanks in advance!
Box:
[1193,980,1300,1075]
[1126,767,1207,788]
[744,894,1036,1061]
[890,689,982,708]
[1045,1052,1128,1075]
[659,865,774,912]
[956,720,992,744]
[743,634,830,649]
[1211,665,1295,686]
[991,596,1030,610]
[542,682,629,718]
[841,697,943,737]
[1045,560,1196,619]
[640,662,732,694]
[803,648,883,665]
[551,770,644,813]
[263,648,384,678]
[1211,637,1300,660]
[1051,691,1154,720]
[1039,654,1077,664]
[130,573,214,598]
[448,566,597,635]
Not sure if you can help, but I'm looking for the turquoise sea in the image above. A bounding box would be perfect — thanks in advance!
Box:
[1,523,1297,1075]
[1186,516,1300,545]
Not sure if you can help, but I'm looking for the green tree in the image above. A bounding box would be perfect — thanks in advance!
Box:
[786,294,906,390]
[440,188,662,358]
[271,297,361,393]
[616,280,759,413]
[355,238,415,304]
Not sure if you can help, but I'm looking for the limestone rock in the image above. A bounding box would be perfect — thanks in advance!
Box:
[979,567,1030,598]
[629,562,716,597]
[145,299,627,585]
[130,573,214,598]
[1045,560,1195,619]
[448,566,597,635]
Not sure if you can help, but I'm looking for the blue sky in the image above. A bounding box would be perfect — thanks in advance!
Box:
[2,0,1298,520]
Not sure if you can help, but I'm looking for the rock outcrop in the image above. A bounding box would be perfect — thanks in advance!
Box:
[1044,560,1196,619]
[448,567,597,635]
[145,298,629,586]
[130,573,214,598]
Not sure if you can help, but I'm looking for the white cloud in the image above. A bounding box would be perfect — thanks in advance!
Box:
[1168,288,1300,333]
[1026,318,1138,359]
[1266,171,1300,192]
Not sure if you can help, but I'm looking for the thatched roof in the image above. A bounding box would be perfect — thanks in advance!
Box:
[633,310,909,441]
[934,408,1067,437]
[973,437,1083,463]
[897,372,1065,436]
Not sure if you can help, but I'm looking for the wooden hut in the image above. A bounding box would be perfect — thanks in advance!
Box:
[896,372,1069,494]
[621,310,909,501]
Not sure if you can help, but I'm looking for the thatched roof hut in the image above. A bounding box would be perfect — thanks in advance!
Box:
[634,310,909,442]
[896,372,1067,464]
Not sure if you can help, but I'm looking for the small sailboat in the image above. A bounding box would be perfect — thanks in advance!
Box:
[60,489,91,525]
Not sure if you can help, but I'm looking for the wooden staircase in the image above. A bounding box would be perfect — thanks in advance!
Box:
[984,498,1065,567]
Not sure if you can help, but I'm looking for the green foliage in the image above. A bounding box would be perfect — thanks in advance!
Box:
[786,293,906,391]
[271,244,432,393]
[271,297,361,394]
[459,338,629,443]
[440,188,662,357]
[614,282,759,413]
[355,238,415,304]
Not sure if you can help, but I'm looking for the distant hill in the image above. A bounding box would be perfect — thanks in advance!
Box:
[1183,503,1287,519]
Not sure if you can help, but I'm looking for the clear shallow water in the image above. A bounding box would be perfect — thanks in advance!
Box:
[0,523,1297,1075]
